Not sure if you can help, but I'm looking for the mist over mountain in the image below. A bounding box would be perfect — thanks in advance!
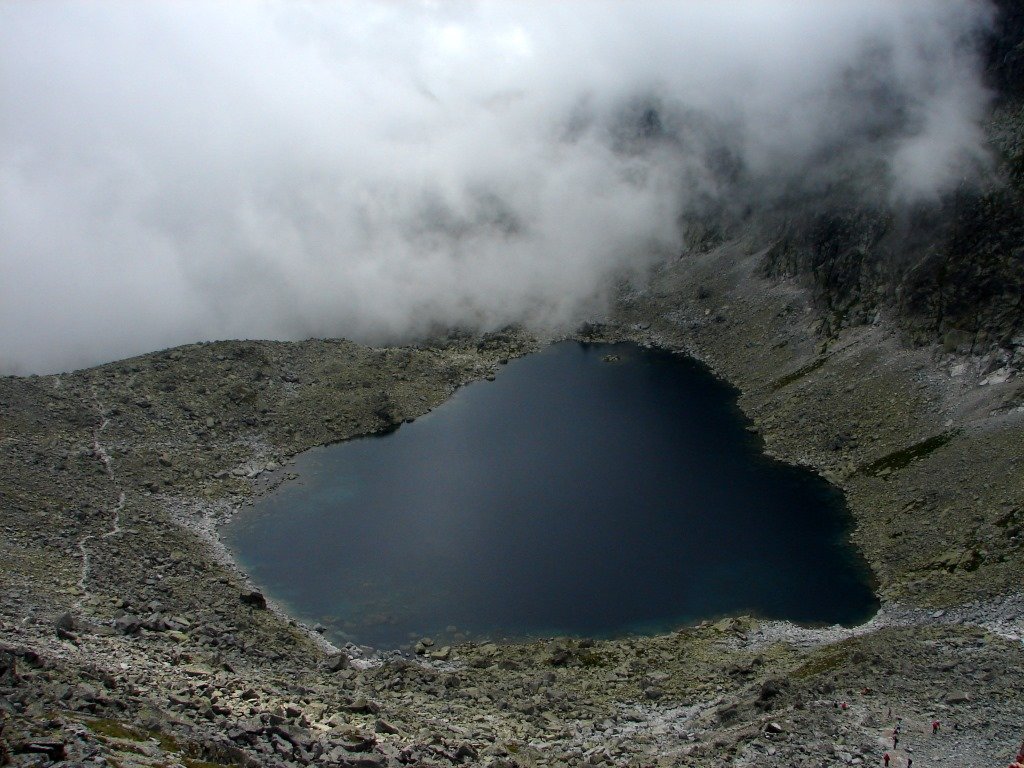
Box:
[0,1,997,374]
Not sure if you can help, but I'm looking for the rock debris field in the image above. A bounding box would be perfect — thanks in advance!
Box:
[2,247,1023,767]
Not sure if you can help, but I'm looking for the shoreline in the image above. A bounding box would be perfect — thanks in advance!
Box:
[165,492,346,659]
[210,336,881,656]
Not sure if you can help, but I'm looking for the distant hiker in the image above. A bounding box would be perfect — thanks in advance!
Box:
[884,752,891,767]
[893,735,899,749]
[841,701,849,711]
[932,720,940,734]
[907,758,912,768]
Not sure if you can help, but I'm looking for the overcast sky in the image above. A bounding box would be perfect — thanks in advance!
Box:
[0,1,995,374]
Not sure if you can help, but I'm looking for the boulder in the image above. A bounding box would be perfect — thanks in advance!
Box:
[114,615,142,634]
[0,651,17,684]
[323,653,350,673]
[343,697,380,715]
[758,678,788,705]
[428,646,451,661]
[373,719,401,736]
[16,741,66,761]
[240,591,268,610]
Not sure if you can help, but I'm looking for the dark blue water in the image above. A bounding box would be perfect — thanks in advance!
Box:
[225,342,877,649]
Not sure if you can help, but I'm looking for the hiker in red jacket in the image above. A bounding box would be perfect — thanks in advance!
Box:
[884,752,891,767]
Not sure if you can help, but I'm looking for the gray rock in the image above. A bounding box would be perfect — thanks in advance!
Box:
[373,719,400,735]
[333,730,375,753]
[323,653,350,672]
[75,683,99,702]
[333,754,385,768]
[114,615,142,634]
[343,697,380,714]
[0,652,17,684]
[16,741,66,761]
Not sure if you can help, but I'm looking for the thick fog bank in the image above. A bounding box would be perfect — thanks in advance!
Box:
[0,1,995,374]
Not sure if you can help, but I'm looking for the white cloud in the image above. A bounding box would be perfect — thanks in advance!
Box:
[0,0,994,373]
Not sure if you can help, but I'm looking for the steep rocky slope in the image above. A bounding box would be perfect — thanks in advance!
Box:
[674,0,1024,361]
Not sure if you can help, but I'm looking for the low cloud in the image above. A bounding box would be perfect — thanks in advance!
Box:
[0,1,994,373]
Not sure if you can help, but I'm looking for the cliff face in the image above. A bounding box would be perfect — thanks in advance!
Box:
[754,2,1024,360]
[987,0,1024,100]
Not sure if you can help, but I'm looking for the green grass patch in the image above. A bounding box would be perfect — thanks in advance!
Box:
[147,730,181,754]
[577,650,609,668]
[771,357,827,390]
[84,718,146,742]
[791,649,849,680]
[858,431,959,477]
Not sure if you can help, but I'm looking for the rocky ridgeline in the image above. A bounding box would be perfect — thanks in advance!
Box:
[675,2,1024,368]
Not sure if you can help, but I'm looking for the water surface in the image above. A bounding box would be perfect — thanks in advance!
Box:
[225,342,877,648]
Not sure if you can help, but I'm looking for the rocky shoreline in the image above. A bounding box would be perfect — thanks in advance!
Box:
[2,244,1023,767]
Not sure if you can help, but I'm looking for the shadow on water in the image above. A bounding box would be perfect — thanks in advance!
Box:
[225,342,879,650]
